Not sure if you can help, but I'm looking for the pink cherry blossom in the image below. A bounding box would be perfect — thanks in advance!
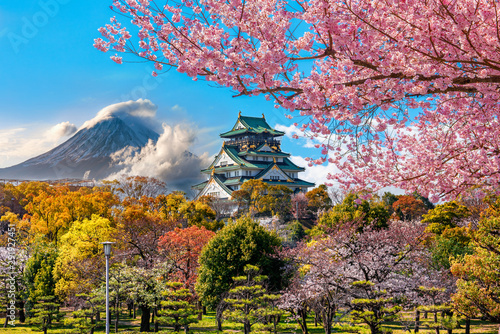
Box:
[97,0,500,201]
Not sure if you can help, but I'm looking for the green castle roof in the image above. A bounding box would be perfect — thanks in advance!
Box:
[220,114,285,138]
[202,146,305,173]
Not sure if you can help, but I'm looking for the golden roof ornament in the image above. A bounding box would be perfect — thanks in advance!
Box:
[238,111,242,118]
[262,113,265,119]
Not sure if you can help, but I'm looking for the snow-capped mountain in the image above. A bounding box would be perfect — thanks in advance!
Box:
[0,116,160,181]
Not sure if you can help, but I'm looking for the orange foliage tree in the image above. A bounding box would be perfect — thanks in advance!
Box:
[158,226,215,294]
[24,186,117,245]
[392,195,428,221]
[116,196,176,268]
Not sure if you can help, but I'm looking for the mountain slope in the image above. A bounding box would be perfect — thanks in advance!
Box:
[0,116,160,180]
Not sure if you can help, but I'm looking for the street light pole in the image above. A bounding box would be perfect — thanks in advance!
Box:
[101,241,114,334]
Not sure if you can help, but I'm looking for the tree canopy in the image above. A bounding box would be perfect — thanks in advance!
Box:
[195,216,284,309]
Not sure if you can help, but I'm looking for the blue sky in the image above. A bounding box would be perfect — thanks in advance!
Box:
[0,0,330,186]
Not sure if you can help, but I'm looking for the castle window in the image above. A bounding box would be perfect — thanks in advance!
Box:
[270,176,279,180]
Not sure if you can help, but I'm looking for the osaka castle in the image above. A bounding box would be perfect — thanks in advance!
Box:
[193,112,315,199]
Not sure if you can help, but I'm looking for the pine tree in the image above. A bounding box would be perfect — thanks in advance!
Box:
[349,281,401,334]
[159,282,198,333]
[64,293,102,334]
[418,286,458,334]
[27,295,62,334]
[223,265,282,334]
[64,309,96,334]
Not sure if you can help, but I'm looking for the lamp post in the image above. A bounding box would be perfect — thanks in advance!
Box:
[101,241,114,334]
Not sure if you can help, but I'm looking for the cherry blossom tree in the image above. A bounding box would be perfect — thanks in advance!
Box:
[280,219,429,334]
[96,0,500,201]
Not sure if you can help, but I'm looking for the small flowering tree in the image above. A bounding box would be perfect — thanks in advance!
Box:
[280,219,427,334]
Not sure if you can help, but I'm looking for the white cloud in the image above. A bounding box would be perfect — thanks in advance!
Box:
[81,99,158,130]
[275,123,328,149]
[275,123,302,139]
[107,123,212,193]
[290,155,339,187]
[0,123,78,168]
[45,121,77,141]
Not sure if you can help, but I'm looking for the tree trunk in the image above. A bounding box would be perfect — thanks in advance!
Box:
[115,304,119,333]
[369,323,379,334]
[3,315,7,328]
[197,300,203,320]
[140,305,151,332]
[465,318,470,334]
[414,309,420,333]
[244,320,251,334]
[19,301,25,323]
[217,316,223,331]
[216,302,225,331]
[154,307,159,333]
[299,308,309,334]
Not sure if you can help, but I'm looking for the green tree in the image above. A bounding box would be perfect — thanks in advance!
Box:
[24,242,58,308]
[417,286,458,334]
[27,295,62,334]
[262,185,293,219]
[429,227,473,270]
[317,193,389,232]
[120,265,166,332]
[232,180,269,216]
[422,201,470,235]
[159,282,198,333]
[349,281,401,334]
[196,216,284,329]
[179,200,223,231]
[64,292,103,334]
[64,308,96,334]
[223,265,282,334]
[288,220,306,244]
[451,216,500,328]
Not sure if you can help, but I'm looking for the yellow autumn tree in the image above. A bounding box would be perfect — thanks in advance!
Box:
[53,214,117,301]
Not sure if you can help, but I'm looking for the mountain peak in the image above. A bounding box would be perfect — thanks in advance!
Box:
[0,115,160,180]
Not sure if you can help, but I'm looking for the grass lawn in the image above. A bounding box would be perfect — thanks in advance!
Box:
[1,310,498,334]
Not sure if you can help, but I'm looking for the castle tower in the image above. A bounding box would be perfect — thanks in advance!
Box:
[193,113,315,199]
